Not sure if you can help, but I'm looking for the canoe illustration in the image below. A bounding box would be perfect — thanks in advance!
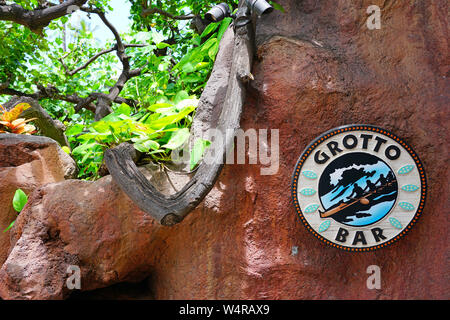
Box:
[318,180,396,218]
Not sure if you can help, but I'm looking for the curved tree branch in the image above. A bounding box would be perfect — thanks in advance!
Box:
[105,3,256,226]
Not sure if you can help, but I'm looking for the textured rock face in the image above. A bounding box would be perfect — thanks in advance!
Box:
[146,0,448,299]
[0,165,187,300]
[0,134,77,268]
[0,178,157,300]
[0,0,448,300]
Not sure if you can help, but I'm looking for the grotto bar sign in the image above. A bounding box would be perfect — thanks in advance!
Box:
[291,125,426,251]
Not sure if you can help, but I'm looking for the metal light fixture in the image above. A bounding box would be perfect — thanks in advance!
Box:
[205,3,231,22]
[245,0,274,16]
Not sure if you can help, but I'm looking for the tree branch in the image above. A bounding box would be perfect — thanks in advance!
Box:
[0,84,97,113]
[0,0,88,33]
[0,83,142,114]
[141,7,195,20]
[3,96,70,147]
[80,7,144,120]
[105,1,256,226]
[63,44,147,76]
[1,5,143,118]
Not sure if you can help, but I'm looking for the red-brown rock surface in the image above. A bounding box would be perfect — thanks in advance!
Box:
[0,134,76,268]
[0,0,448,299]
[0,177,156,300]
[149,0,448,299]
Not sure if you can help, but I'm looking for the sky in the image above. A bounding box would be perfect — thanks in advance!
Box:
[96,0,133,38]
[69,0,133,44]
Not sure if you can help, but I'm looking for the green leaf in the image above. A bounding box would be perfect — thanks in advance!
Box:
[12,189,28,213]
[101,113,121,123]
[192,35,201,46]
[81,150,93,163]
[134,139,160,153]
[162,128,190,150]
[200,22,219,38]
[91,121,111,133]
[270,1,285,12]
[65,124,84,136]
[72,142,99,156]
[3,220,15,233]
[200,37,217,53]
[61,146,71,154]
[181,62,195,73]
[182,74,202,83]
[208,42,220,61]
[156,42,171,49]
[194,62,209,71]
[174,90,190,104]
[173,46,201,71]
[116,103,131,116]
[175,98,198,111]
[149,106,196,129]
[217,17,232,41]
[190,139,211,170]
[148,102,174,112]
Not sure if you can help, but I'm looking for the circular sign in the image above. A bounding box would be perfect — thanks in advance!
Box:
[291,125,426,251]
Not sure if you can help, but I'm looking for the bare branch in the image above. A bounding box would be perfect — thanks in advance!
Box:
[78,7,145,120]
[141,7,196,20]
[63,44,147,76]
[0,0,88,33]
[0,83,141,114]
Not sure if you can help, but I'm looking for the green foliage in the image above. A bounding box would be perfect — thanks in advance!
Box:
[129,0,238,36]
[3,189,28,233]
[1,1,234,180]
[0,21,46,85]
[12,189,28,213]
[270,1,285,13]
[190,138,211,170]
[67,97,200,179]
[65,14,230,179]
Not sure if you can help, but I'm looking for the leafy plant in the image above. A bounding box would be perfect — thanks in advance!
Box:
[1,1,235,180]
[63,17,232,180]
[0,103,37,134]
[3,189,28,233]
[190,138,211,170]
[67,96,207,179]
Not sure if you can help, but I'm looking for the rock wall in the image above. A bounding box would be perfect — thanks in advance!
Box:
[144,0,449,299]
[0,0,448,299]
[0,135,76,268]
